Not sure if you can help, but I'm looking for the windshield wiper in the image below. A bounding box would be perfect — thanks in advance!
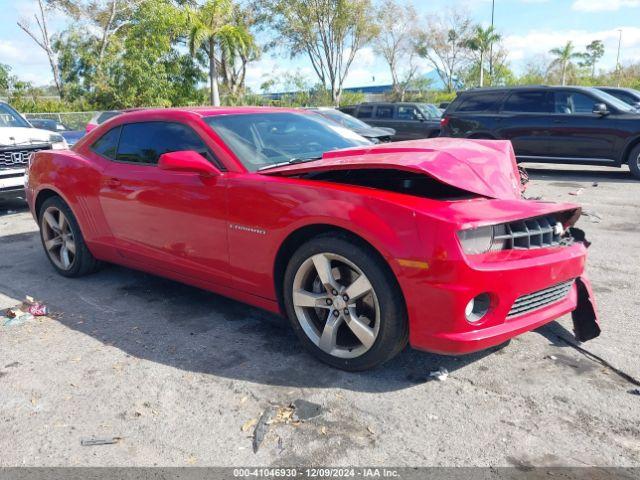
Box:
[258,155,322,171]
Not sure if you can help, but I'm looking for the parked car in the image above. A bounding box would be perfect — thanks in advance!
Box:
[339,102,441,141]
[28,118,84,147]
[26,107,600,370]
[85,110,122,133]
[306,107,395,142]
[0,102,67,201]
[440,86,640,179]
[595,86,640,110]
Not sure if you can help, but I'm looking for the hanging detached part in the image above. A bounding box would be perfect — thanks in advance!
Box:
[572,276,600,342]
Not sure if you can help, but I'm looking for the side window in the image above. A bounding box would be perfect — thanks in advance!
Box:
[356,105,373,118]
[374,105,394,119]
[91,126,121,160]
[554,92,598,114]
[116,122,209,165]
[502,91,552,113]
[457,93,504,112]
[397,105,421,120]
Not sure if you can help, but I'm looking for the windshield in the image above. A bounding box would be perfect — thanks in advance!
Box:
[587,88,637,113]
[418,103,442,118]
[0,103,31,128]
[315,109,371,130]
[204,112,371,172]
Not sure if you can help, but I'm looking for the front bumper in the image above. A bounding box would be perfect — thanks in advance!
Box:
[403,242,596,355]
[0,168,25,201]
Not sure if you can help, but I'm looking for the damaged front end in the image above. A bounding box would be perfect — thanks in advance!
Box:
[572,276,601,342]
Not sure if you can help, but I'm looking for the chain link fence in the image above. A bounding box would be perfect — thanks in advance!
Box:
[23,112,98,131]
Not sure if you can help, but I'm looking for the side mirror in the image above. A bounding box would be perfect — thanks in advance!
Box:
[592,103,610,116]
[158,150,220,177]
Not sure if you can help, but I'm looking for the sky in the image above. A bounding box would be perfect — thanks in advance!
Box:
[1,0,640,92]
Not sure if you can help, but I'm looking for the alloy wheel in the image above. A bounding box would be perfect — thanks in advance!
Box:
[41,206,76,271]
[292,252,380,359]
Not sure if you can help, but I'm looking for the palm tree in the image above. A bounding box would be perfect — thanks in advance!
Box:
[466,25,501,87]
[549,41,582,86]
[188,0,251,106]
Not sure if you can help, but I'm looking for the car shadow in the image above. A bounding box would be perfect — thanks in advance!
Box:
[0,229,499,393]
[0,198,29,216]
[523,164,636,185]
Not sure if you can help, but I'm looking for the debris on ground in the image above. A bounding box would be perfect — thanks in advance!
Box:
[252,407,276,453]
[592,182,599,187]
[80,437,122,446]
[241,418,257,432]
[2,309,33,327]
[628,389,640,396]
[291,399,322,421]
[429,367,449,381]
[546,355,558,361]
[1,296,48,326]
[568,188,584,196]
[582,210,603,223]
[251,399,324,453]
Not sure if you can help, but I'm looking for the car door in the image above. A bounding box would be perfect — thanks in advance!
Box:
[395,104,430,140]
[368,104,398,134]
[496,90,555,159]
[544,90,619,162]
[97,121,230,284]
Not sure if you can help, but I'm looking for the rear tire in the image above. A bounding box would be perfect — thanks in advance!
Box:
[628,144,640,180]
[39,196,100,277]
[283,234,408,371]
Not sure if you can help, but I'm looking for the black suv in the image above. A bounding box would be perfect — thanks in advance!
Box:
[340,102,441,141]
[595,87,640,109]
[440,86,640,178]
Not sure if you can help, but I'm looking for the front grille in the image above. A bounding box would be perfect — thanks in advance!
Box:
[0,144,51,169]
[495,215,562,250]
[507,280,574,318]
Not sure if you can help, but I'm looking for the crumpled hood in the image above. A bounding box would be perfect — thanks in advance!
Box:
[354,126,396,138]
[259,138,523,200]
[0,127,56,147]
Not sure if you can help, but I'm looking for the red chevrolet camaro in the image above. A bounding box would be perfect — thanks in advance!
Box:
[25,107,600,370]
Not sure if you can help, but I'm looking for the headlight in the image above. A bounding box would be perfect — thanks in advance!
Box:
[458,226,494,254]
[458,224,507,254]
[50,134,68,149]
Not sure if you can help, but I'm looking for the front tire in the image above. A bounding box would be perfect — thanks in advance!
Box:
[628,144,640,180]
[39,196,100,277]
[283,235,408,371]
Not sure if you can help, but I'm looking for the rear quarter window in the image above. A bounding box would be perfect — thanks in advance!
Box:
[90,126,121,160]
[455,92,505,113]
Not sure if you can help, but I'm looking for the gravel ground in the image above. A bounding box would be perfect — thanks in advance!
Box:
[0,163,639,467]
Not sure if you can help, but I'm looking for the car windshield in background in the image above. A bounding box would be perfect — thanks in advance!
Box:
[318,110,371,130]
[0,103,31,128]
[588,88,637,113]
[419,103,442,118]
[204,112,371,172]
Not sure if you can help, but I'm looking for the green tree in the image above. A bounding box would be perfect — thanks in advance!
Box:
[578,40,605,78]
[187,0,252,106]
[415,9,474,93]
[265,0,378,105]
[218,2,262,97]
[0,63,13,93]
[373,0,419,101]
[549,41,582,86]
[465,25,501,87]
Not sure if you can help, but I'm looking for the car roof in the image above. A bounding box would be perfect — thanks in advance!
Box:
[460,85,601,94]
[109,106,305,121]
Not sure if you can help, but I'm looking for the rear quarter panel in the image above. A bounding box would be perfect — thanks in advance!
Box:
[27,150,112,254]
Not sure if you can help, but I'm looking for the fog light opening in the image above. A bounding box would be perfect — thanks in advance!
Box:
[465,293,491,323]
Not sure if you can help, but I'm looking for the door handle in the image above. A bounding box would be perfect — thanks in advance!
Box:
[106,177,122,188]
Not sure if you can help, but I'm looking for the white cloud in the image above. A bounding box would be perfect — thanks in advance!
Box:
[505,26,640,70]
[572,0,640,12]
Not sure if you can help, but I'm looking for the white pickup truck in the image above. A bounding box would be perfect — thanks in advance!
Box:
[1,102,67,201]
